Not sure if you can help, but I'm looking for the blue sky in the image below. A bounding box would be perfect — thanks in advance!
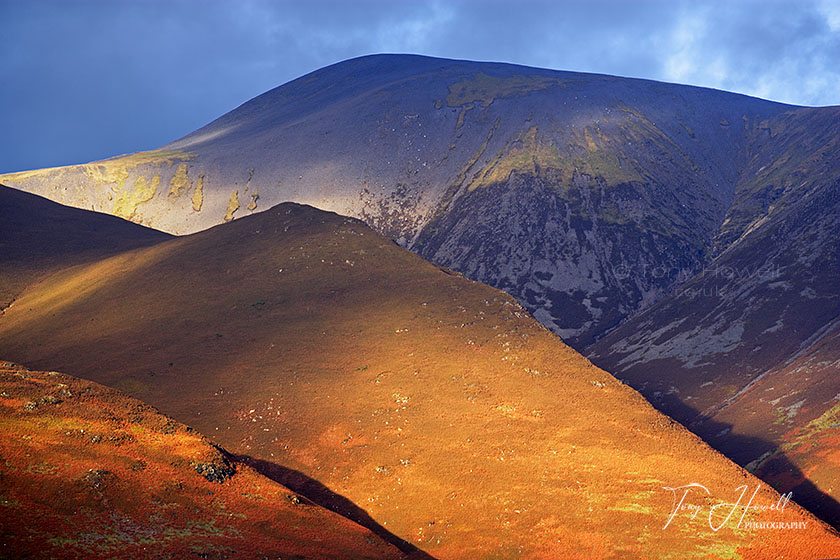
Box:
[2,0,839,173]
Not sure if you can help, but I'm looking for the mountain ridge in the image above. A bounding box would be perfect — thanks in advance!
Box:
[0,54,799,347]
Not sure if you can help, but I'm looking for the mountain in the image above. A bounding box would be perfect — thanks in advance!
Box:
[0,361,405,560]
[0,183,170,310]
[2,53,839,531]
[1,200,838,558]
[0,53,797,347]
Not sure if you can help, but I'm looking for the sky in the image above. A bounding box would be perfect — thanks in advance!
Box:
[2,0,839,173]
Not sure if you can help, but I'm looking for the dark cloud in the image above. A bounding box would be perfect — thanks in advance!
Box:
[1,0,837,173]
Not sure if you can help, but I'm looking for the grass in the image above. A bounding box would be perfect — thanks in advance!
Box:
[0,362,404,560]
[0,149,196,226]
[224,189,241,222]
[467,125,643,193]
[247,188,259,211]
[192,173,205,212]
[112,174,161,220]
[446,72,566,108]
[168,163,191,198]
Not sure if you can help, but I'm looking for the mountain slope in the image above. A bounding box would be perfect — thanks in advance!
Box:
[589,107,840,524]
[0,183,170,310]
[1,201,838,558]
[0,54,794,347]
[0,361,405,560]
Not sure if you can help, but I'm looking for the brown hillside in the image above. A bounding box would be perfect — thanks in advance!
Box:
[0,184,170,311]
[0,361,405,560]
[1,202,838,558]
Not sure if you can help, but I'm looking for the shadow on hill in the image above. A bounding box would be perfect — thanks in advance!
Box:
[755,450,840,530]
[652,393,840,530]
[231,454,436,560]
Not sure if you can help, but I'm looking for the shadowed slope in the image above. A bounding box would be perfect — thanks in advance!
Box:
[0,184,170,310]
[0,361,406,560]
[589,107,840,526]
[1,202,838,558]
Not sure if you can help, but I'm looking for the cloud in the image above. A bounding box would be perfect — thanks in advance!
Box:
[819,0,840,30]
[662,8,711,83]
[373,1,456,53]
[650,0,840,105]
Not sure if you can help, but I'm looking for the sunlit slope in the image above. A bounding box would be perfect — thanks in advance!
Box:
[0,361,405,560]
[0,202,837,558]
[0,184,169,309]
[0,54,798,347]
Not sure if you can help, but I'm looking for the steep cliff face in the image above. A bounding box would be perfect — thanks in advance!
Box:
[590,173,840,442]
[589,106,840,524]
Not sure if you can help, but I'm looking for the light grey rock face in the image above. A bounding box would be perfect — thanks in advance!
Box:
[0,54,830,355]
[410,172,713,347]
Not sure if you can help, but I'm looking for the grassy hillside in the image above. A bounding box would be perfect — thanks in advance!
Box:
[0,184,170,311]
[1,201,837,558]
[0,361,405,560]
